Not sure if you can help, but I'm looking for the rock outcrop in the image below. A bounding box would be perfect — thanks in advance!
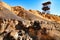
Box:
[0,2,60,40]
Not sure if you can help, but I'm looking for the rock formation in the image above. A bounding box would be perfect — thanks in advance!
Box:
[0,2,60,40]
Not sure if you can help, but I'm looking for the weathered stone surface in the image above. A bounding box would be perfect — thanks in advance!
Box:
[0,2,60,40]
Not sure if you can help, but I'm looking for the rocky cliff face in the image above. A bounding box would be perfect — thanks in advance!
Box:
[0,2,60,40]
[0,18,60,40]
[0,2,12,11]
[12,6,60,23]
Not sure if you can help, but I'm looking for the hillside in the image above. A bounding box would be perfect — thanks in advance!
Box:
[0,2,60,40]
[0,2,11,11]
[1,2,60,23]
[11,6,60,23]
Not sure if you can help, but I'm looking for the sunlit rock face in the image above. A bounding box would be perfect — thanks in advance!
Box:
[0,1,60,40]
[0,2,12,11]
[0,18,60,40]
[12,6,60,23]
[1,1,60,23]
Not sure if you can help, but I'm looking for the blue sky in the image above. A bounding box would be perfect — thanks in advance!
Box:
[2,0,60,15]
